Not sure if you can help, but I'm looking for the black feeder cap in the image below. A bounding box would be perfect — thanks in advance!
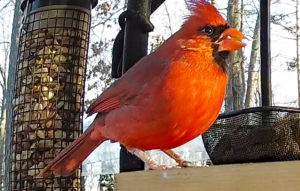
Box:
[21,0,98,12]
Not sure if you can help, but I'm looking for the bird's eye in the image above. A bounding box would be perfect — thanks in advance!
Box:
[199,25,214,36]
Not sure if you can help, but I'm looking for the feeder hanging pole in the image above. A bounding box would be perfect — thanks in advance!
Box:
[121,0,151,73]
[119,0,152,172]
[260,0,272,106]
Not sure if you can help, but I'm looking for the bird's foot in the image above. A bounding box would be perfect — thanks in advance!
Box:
[148,164,183,170]
[162,149,197,168]
[147,163,168,170]
[148,162,195,170]
[127,148,197,170]
[179,160,196,168]
[127,148,169,170]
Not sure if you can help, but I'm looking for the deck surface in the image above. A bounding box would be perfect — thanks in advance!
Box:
[115,161,300,191]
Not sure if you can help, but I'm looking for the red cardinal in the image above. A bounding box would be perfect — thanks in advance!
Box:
[40,0,245,176]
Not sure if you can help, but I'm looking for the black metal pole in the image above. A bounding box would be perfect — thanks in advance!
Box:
[111,0,165,78]
[121,0,151,73]
[260,0,272,106]
[119,0,151,172]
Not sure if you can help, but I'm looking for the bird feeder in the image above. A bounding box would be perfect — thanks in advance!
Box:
[202,106,300,164]
[10,0,97,190]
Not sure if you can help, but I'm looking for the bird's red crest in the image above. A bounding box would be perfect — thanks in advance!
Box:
[187,0,227,26]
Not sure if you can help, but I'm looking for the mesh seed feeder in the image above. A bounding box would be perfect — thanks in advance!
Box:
[202,107,300,164]
[10,0,97,190]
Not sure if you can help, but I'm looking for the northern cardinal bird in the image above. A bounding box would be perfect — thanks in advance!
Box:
[40,0,245,176]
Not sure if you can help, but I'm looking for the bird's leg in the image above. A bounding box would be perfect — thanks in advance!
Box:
[162,149,195,167]
[127,148,167,170]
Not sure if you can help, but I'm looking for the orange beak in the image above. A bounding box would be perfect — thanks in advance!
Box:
[217,28,246,52]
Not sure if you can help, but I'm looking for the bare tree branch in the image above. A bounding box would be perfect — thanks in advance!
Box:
[163,2,173,35]
[0,1,12,15]
[91,8,123,29]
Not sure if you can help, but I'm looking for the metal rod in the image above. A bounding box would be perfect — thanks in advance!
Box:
[121,0,151,73]
[260,0,272,106]
[119,0,151,172]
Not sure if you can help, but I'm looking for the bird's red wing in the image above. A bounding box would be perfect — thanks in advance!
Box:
[86,96,120,116]
[86,53,164,117]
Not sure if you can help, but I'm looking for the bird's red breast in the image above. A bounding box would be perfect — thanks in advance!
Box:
[160,52,227,149]
[130,37,228,150]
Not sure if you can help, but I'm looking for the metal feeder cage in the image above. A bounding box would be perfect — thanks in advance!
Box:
[10,0,97,190]
[202,107,300,165]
